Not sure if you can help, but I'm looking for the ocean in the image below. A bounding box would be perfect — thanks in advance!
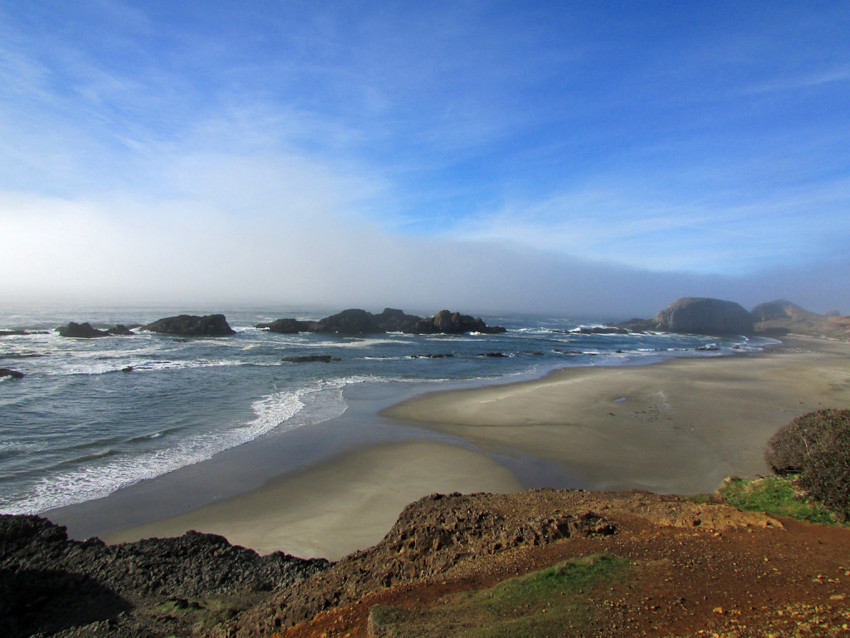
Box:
[0,305,775,516]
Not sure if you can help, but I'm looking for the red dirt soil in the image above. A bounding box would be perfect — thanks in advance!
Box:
[281,510,850,637]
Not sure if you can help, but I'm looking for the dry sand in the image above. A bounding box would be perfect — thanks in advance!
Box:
[104,441,523,560]
[383,336,850,495]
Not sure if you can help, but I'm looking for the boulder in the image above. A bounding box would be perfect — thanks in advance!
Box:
[57,322,110,338]
[142,314,235,337]
[651,298,753,335]
[0,368,25,379]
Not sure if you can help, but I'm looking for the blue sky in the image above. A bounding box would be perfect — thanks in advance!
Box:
[1,1,848,315]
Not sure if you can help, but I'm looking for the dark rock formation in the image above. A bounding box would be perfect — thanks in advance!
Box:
[310,308,384,333]
[0,368,25,379]
[257,318,310,334]
[619,298,753,335]
[616,318,655,332]
[0,514,329,638]
[143,314,235,337]
[282,355,340,363]
[106,324,136,336]
[258,308,505,335]
[414,310,506,335]
[57,322,110,338]
[376,308,422,332]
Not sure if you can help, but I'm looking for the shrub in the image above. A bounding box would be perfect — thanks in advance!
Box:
[765,409,850,521]
[799,424,850,521]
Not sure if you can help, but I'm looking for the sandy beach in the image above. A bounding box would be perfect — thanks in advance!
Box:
[93,337,850,559]
[104,441,523,560]
[384,337,850,495]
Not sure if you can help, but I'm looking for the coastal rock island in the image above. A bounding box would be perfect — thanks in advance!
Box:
[142,314,236,337]
[257,308,506,335]
[620,297,754,334]
[57,322,111,338]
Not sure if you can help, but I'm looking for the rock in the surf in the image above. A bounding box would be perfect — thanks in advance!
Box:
[57,322,110,338]
[143,314,236,337]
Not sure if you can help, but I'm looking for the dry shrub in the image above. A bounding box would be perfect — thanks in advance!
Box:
[765,409,850,521]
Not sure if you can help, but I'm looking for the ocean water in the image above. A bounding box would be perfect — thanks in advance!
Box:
[0,306,775,515]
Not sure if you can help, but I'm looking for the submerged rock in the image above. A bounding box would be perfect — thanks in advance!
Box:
[282,355,340,363]
[143,314,235,337]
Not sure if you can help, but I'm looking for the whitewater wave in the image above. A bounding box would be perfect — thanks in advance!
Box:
[1,387,309,514]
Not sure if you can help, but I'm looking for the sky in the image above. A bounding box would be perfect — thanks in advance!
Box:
[1,1,848,318]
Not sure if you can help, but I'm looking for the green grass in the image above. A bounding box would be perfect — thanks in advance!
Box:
[369,554,629,638]
[718,475,841,525]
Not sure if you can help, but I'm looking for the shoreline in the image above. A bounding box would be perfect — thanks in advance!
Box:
[47,336,850,560]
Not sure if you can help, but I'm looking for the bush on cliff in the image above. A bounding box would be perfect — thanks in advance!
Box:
[764,409,850,521]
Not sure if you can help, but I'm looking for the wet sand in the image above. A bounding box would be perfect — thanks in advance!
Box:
[103,441,523,560]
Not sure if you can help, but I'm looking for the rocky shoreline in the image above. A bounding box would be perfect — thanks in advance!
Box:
[0,488,780,637]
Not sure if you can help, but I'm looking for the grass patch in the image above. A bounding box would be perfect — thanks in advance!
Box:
[369,554,629,638]
[718,476,841,525]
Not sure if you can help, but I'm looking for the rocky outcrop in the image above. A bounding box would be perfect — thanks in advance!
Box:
[228,491,615,633]
[414,310,506,335]
[376,308,422,332]
[106,324,136,336]
[653,298,753,334]
[143,314,235,337]
[0,514,329,638]
[619,298,753,335]
[750,299,816,322]
[57,322,111,338]
[310,308,385,333]
[0,368,24,379]
[257,308,505,335]
[257,318,310,334]
[750,300,850,339]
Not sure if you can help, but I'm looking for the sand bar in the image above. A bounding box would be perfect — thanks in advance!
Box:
[104,441,523,560]
[382,337,850,495]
